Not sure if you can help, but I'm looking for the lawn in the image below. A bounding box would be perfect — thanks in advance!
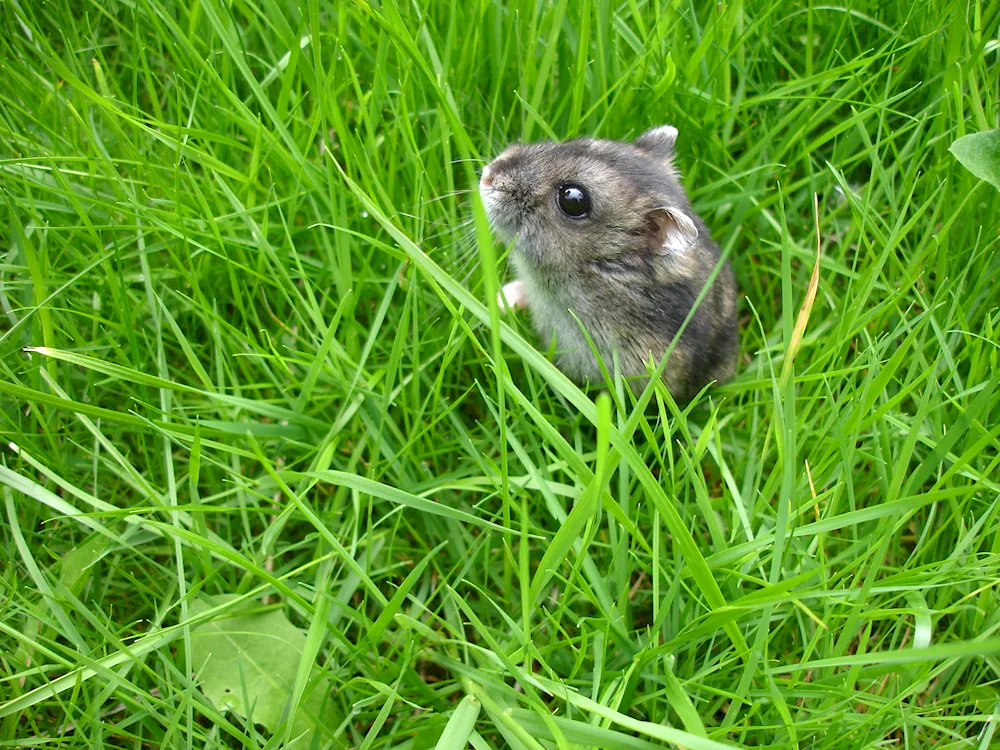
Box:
[1,0,999,747]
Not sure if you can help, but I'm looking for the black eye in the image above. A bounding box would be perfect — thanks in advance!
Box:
[557,184,590,218]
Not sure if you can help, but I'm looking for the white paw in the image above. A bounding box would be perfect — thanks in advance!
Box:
[497,280,527,313]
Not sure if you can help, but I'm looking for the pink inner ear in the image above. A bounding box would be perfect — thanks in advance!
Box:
[646,207,698,254]
[646,209,672,250]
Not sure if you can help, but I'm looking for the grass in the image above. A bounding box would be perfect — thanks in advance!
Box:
[1,0,999,747]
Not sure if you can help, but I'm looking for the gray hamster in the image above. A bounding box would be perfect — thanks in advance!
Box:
[479,125,738,400]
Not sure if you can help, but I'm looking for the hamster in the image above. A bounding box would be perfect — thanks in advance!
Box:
[479,126,738,400]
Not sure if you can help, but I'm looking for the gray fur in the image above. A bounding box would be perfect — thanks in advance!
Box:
[480,127,738,400]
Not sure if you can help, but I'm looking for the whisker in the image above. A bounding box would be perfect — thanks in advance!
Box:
[424,190,474,205]
[398,212,436,224]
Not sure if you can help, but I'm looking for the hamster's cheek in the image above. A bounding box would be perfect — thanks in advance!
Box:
[545,228,588,269]
[483,200,521,241]
[507,222,540,263]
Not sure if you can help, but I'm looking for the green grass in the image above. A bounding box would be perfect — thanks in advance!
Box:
[1,0,999,747]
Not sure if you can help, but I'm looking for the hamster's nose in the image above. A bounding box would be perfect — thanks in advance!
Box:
[480,165,493,188]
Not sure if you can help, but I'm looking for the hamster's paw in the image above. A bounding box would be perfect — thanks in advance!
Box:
[497,280,527,313]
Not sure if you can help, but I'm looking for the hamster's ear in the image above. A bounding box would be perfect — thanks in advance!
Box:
[647,207,698,254]
[635,125,678,160]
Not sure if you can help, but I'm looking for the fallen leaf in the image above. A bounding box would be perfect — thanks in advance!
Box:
[189,595,343,747]
[949,130,1000,191]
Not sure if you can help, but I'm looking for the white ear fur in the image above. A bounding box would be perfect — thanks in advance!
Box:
[635,125,678,160]
[649,206,698,254]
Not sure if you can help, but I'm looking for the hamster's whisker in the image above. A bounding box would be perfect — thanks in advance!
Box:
[427,228,471,246]
[397,211,434,223]
[449,233,482,272]
[424,218,475,242]
[424,190,473,205]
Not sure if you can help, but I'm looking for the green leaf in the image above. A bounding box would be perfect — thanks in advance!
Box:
[189,595,343,747]
[58,533,112,595]
[527,393,611,603]
[949,130,1000,191]
[293,470,511,533]
[434,695,482,750]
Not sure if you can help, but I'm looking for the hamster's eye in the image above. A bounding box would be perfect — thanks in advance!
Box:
[557,184,590,218]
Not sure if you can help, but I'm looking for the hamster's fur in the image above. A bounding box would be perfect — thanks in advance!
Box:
[479,126,738,400]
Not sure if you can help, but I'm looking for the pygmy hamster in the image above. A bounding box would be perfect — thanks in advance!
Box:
[479,126,738,400]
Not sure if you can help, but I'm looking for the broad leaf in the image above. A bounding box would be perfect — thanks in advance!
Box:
[949,130,1000,191]
[189,595,342,747]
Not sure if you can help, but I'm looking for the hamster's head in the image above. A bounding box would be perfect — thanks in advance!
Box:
[479,126,699,277]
